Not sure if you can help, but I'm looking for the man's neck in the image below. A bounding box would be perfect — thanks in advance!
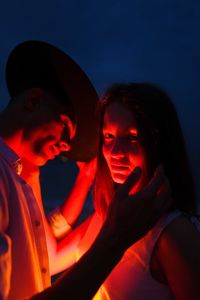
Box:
[0,109,24,158]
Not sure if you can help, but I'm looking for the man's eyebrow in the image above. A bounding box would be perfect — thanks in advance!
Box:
[129,129,138,135]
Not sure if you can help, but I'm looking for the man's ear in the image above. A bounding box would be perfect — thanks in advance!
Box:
[24,88,44,111]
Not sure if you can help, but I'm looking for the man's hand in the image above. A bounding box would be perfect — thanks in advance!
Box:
[76,158,97,183]
[102,165,172,253]
[31,166,172,300]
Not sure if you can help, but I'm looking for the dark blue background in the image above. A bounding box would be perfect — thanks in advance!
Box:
[0,0,200,213]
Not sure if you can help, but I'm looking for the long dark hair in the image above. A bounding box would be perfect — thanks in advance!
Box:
[94,82,197,217]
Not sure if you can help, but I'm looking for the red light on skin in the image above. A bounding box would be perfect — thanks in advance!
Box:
[102,101,147,189]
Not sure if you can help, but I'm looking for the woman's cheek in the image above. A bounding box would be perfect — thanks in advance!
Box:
[102,144,110,161]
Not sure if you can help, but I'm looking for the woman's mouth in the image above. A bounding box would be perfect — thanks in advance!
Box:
[110,164,130,172]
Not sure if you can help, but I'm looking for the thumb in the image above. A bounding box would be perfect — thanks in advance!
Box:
[118,167,142,195]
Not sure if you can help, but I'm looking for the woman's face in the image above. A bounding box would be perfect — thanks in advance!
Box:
[102,101,147,190]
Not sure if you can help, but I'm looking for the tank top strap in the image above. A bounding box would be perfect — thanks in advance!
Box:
[127,210,182,268]
[182,212,200,231]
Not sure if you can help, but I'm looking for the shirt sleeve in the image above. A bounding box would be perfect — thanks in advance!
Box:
[48,207,72,240]
[0,169,12,300]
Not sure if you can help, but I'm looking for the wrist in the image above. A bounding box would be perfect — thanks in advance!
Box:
[93,222,125,262]
[76,171,94,185]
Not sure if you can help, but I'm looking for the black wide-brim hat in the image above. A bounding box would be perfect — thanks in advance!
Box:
[6,40,99,161]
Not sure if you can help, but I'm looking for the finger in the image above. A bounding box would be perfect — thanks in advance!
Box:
[135,165,165,199]
[157,177,171,198]
[156,179,173,211]
[126,177,172,220]
[147,187,173,227]
[118,167,142,195]
[119,166,166,212]
[146,165,165,194]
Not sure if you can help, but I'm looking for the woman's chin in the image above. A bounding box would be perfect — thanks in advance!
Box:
[112,173,128,184]
[112,172,143,193]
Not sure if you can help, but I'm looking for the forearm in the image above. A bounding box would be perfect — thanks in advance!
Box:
[30,225,124,300]
[49,216,92,275]
[60,172,93,226]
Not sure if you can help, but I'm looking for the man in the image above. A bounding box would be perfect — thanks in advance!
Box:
[0,41,171,300]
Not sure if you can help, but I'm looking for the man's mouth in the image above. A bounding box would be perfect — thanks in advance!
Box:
[51,145,60,155]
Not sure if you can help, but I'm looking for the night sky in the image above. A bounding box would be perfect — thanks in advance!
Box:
[1,0,200,211]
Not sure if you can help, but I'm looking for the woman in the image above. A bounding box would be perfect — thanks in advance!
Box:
[24,82,200,299]
[72,82,200,299]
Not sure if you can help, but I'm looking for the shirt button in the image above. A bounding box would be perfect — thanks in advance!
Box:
[35,220,40,227]
[41,267,47,274]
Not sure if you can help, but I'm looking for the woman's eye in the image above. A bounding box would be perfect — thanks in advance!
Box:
[103,133,114,141]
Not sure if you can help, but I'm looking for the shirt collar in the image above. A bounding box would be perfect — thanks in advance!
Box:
[0,137,23,175]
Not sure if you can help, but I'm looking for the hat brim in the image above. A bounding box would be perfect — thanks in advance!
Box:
[6,40,99,162]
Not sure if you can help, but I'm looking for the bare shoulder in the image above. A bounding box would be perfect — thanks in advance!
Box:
[154,214,200,299]
[158,214,200,251]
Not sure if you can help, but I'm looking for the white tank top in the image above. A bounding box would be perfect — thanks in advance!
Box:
[77,210,200,300]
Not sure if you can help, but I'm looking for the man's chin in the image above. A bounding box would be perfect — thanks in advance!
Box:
[31,155,49,167]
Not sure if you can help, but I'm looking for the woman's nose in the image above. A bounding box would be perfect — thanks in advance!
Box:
[110,139,126,157]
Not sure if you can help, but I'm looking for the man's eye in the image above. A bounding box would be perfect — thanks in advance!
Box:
[61,122,68,129]
[128,134,138,141]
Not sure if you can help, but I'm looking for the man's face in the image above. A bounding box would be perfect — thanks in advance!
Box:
[22,92,76,166]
